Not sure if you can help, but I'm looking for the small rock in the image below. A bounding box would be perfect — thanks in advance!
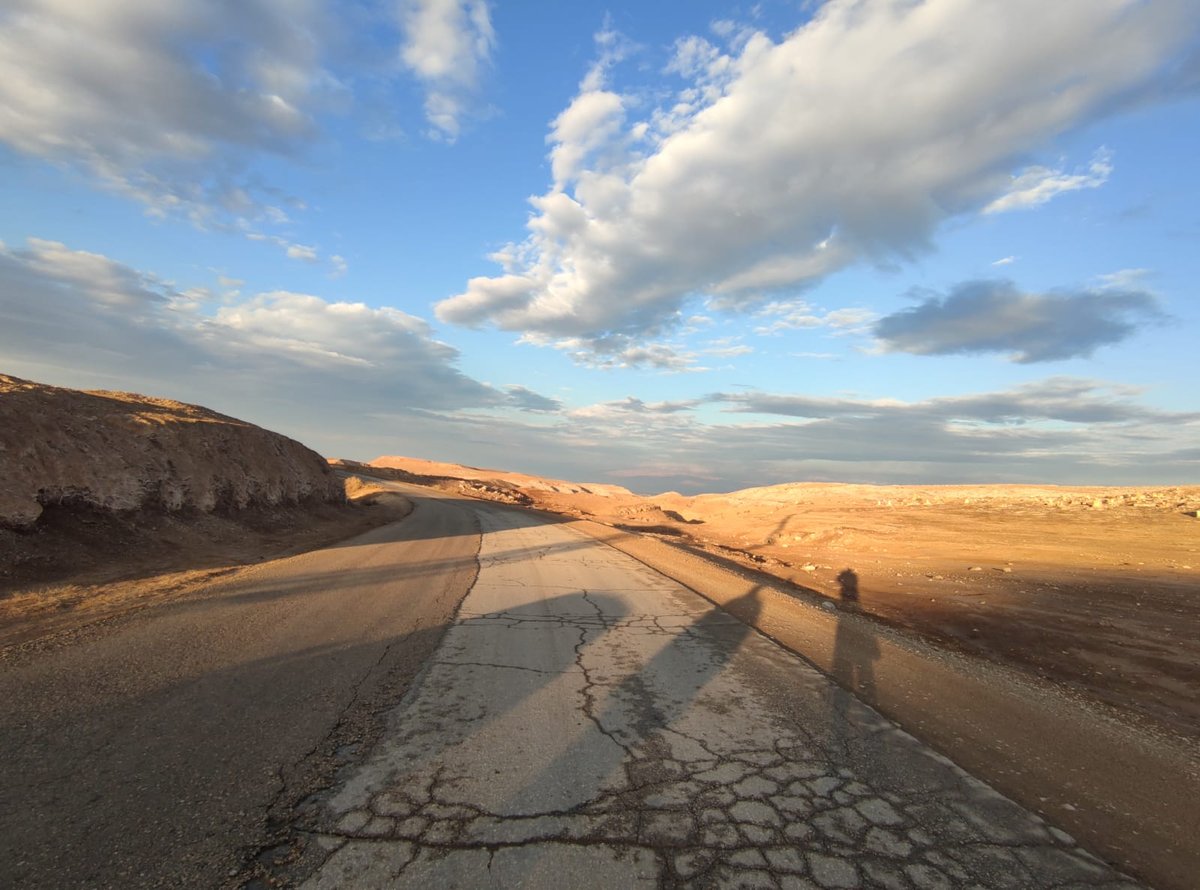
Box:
[967,566,984,572]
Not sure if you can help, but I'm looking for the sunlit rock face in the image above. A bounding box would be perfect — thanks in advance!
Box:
[0,374,344,528]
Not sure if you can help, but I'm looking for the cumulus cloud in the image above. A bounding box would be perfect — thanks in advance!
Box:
[983,149,1113,214]
[873,280,1164,362]
[398,0,495,141]
[437,1,1195,360]
[0,238,559,440]
[0,0,340,224]
[0,0,499,226]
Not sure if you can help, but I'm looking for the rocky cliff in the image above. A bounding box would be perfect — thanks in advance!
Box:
[0,374,344,529]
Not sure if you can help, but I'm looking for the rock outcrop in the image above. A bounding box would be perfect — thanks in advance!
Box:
[0,374,344,529]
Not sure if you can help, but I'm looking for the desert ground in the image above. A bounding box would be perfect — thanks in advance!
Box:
[357,455,1200,741]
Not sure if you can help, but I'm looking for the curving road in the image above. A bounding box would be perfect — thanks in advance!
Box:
[0,485,1152,888]
[294,491,1144,890]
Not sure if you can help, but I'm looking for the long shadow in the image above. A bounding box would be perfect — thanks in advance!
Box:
[159,537,608,616]
[830,567,879,696]
[323,590,634,820]
[489,582,766,846]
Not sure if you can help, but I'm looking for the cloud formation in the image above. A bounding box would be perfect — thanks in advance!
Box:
[437,1,1195,361]
[0,238,550,438]
[369,378,1198,494]
[398,0,495,141]
[7,235,1185,487]
[0,0,498,225]
[0,0,339,223]
[873,280,1164,362]
[984,149,1113,214]
[713,378,1182,426]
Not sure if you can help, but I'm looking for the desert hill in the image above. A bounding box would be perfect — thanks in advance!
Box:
[0,374,344,528]
[0,375,401,636]
[366,455,634,499]
[344,453,1200,740]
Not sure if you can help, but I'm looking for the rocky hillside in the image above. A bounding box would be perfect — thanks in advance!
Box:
[0,374,344,529]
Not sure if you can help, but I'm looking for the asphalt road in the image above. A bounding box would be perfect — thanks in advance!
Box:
[0,492,480,889]
[293,496,1145,889]
[0,487,1163,889]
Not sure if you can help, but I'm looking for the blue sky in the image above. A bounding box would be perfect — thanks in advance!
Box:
[1,0,1198,493]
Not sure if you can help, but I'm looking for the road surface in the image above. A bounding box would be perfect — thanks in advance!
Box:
[0,486,1156,888]
[0,491,480,888]
[292,492,1143,889]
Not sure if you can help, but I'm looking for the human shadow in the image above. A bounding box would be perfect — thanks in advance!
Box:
[830,567,880,696]
[495,583,764,829]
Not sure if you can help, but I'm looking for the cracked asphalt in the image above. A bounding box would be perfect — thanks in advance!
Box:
[293,500,1144,889]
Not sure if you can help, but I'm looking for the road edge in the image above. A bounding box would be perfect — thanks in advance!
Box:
[554,512,1199,890]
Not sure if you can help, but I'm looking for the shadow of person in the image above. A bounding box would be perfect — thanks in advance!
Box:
[497,583,765,827]
[830,568,880,697]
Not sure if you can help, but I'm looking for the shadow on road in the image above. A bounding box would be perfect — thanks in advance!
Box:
[831,567,879,696]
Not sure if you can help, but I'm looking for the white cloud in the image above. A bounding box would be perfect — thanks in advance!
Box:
[523,334,702,372]
[398,0,495,141]
[0,238,558,439]
[753,301,876,336]
[285,243,320,263]
[0,0,339,224]
[1095,268,1152,289]
[702,342,754,358]
[992,256,1017,266]
[246,231,324,263]
[437,1,1196,362]
[983,148,1113,214]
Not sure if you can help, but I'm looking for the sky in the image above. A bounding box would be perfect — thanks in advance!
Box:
[1,0,1198,494]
